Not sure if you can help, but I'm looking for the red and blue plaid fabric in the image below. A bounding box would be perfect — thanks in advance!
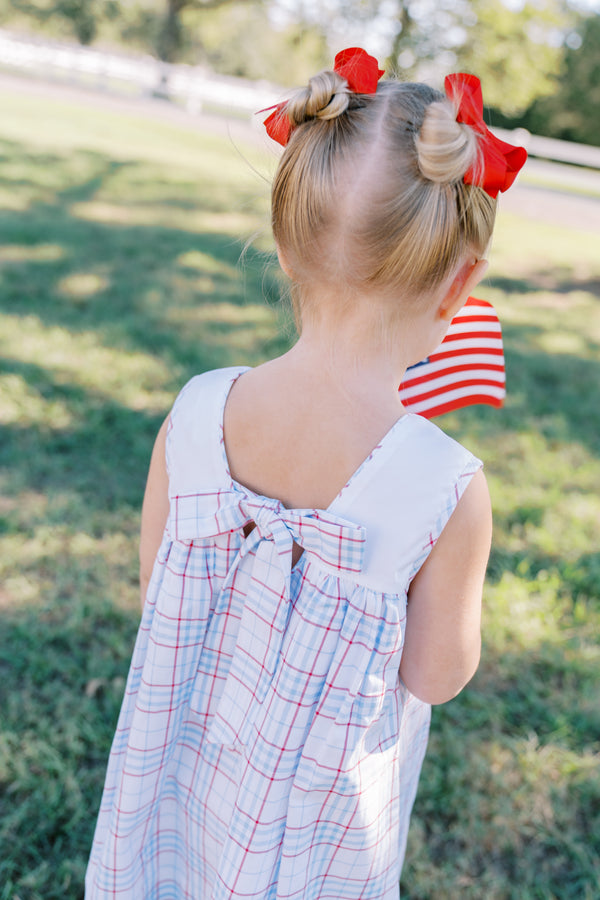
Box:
[86,368,482,899]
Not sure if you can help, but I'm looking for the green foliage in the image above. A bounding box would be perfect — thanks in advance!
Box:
[154,0,261,64]
[6,0,121,44]
[456,0,573,115]
[195,3,329,84]
[496,13,600,147]
[274,0,578,118]
[0,88,599,899]
[2,0,597,135]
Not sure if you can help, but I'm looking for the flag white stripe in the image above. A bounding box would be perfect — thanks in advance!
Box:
[445,320,502,336]
[430,337,503,353]
[452,308,498,320]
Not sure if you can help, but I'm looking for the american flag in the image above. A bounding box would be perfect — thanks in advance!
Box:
[399,296,505,419]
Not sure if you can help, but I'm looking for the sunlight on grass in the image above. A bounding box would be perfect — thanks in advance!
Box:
[0,313,172,412]
[57,272,109,299]
[0,188,30,211]
[535,329,589,355]
[176,249,240,275]
[69,199,260,235]
[0,89,273,179]
[0,521,139,612]
[172,300,277,325]
[0,373,74,428]
[0,243,65,262]
[485,570,568,648]
[494,292,600,344]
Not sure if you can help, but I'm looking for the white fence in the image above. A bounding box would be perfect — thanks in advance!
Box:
[0,27,278,114]
[1,27,599,169]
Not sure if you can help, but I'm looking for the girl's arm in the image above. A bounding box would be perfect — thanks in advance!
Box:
[139,417,170,610]
[400,468,492,705]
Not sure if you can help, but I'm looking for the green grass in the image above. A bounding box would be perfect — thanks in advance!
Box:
[0,87,598,900]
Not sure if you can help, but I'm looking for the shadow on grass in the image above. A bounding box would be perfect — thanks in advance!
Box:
[0,141,284,371]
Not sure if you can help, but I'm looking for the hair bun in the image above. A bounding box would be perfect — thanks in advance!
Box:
[415,99,480,185]
[286,70,350,127]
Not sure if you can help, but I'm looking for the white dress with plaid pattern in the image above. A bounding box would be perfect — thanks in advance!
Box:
[86,366,482,899]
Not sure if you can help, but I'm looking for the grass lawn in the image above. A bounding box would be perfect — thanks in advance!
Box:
[0,86,598,900]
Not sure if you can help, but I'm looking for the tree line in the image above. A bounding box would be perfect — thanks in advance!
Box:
[1,0,598,145]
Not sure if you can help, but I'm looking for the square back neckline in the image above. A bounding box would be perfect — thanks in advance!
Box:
[219,366,417,515]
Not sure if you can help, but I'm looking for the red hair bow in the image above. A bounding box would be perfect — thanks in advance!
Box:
[444,73,527,198]
[262,47,384,147]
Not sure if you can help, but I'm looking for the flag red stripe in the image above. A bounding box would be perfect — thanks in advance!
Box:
[460,299,493,310]
[446,321,501,328]
[440,330,502,343]
[423,395,504,418]
[402,362,505,388]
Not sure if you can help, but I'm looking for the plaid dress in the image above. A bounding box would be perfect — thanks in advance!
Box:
[86,366,481,900]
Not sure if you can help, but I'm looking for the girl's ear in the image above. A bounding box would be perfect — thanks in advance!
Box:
[276,243,294,279]
[438,258,489,322]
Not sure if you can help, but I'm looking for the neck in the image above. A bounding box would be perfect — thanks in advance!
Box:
[286,286,440,398]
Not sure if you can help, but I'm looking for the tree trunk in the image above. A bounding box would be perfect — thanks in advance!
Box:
[157,0,186,63]
[387,3,415,72]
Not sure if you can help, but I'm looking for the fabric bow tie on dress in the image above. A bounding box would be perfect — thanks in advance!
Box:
[170,490,365,747]
[445,73,527,198]
[262,46,385,146]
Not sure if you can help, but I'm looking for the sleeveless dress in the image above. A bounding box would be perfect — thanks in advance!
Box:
[86,366,482,900]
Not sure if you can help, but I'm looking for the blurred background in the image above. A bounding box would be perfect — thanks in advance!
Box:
[0,2,598,899]
[0,0,599,143]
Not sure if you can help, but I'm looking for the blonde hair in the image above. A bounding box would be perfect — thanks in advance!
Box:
[271,70,496,317]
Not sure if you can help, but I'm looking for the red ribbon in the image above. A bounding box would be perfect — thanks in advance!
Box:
[444,73,527,198]
[262,47,384,147]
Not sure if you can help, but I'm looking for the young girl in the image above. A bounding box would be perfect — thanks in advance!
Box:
[86,48,525,899]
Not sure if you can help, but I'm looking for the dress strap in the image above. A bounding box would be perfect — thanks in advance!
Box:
[165,366,249,498]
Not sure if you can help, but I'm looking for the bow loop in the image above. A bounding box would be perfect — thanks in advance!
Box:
[169,490,245,542]
[444,73,527,198]
[282,508,365,576]
[333,47,385,94]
